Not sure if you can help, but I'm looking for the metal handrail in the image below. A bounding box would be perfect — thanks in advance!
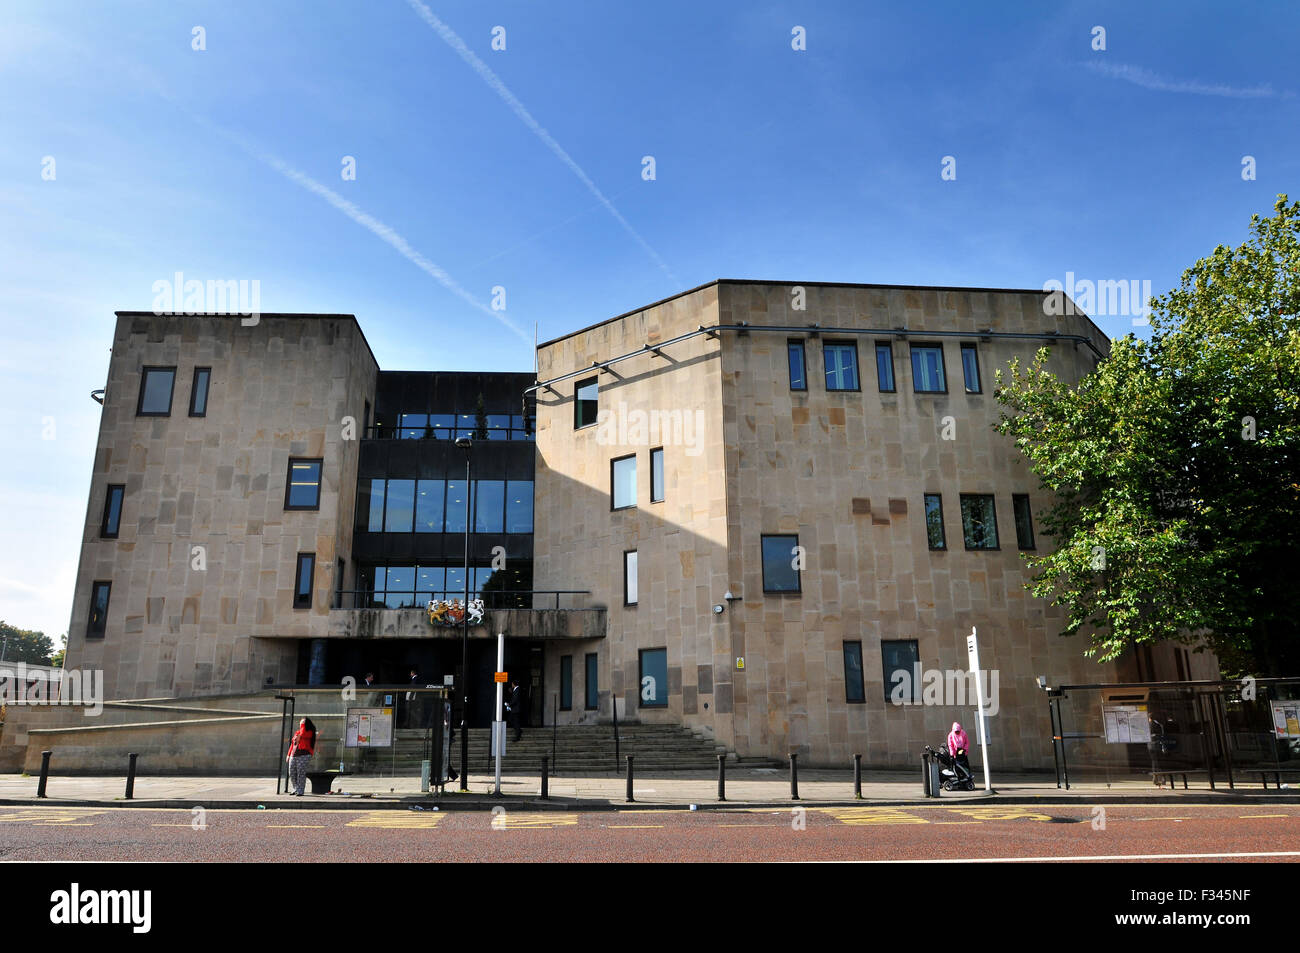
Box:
[364,425,534,441]
[333,588,590,610]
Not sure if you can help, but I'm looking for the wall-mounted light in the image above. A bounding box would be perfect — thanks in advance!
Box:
[712,604,725,615]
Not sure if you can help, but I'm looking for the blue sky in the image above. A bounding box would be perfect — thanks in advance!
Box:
[2,0,1296,643]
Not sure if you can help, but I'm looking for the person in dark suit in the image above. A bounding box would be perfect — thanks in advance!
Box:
[505,680,523,742]
[405,668,421,728]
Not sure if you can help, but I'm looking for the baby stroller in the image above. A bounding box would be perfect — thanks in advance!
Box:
[925,743,976,791]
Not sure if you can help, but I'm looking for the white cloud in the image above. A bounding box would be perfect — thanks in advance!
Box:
[1087,61,1282,99]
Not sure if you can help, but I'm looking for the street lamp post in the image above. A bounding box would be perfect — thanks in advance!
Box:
[455,436,472,791]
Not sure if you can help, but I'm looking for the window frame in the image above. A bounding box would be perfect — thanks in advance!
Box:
[923,493,947,551]
[843,641,865,704]
[559,655,573,711]
[761,533,802,594]
[881,639,920,704]
[822,340,861,392]
[623,549,638,606]
[136,366,177,417]
[910,344,948,394]
[100,484,125,539]
[959,493,1000,551]
[585,652,599,710]
[294,553,316,609]
[960,344,981,394]
[86,580,111,639]
[787,339,808,392]
[875,341,896,393]
[1013,493,1036,550]
[188,366,211,417]
[650,447,664,504]
[284,457,324,511]
[638,647,668,709]
[574,376,599,430]
[610,453,637,511]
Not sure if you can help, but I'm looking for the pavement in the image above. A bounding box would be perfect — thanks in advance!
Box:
[2,766,1297,810]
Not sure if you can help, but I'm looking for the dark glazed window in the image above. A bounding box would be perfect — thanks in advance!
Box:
[875,343,895,392]
[285,458,323,510]
[416,480,445,533]
[638,648,668,708]
[911,345,947,393]
[823,342,860,391]
[137,367,176,416]
[188,367,211,416]
[101,485,125,538]
[585,653,599,710]
[650,448,664,503]
[624,550,638,605]
[787,340,807,391]
[87,581,111,639]
[560,655,572,711]
[843,641,865,703]
[474,480,505,533]
[924,493,946,550]
[961,344,981,394]
[960,494,999,550]
[882,640,920,703]
[574,377,599,429]
[506,481,533,533]
[1013,494,1036,550]
[383,480,415,532]
[294,553,315,609]
[761,534,801,593]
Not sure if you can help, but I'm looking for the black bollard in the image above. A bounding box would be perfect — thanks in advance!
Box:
[625,755,635,802]
[540,756,549,800]
[125,752,138,800]
[853,753,862,799]
[717,753,726,802]
[790,753,800,801]
[37,750,51,799]
[921,752,931,797]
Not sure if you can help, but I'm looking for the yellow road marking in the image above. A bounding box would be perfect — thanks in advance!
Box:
[1240,814,1288,818]
[812,807,929,825]
[268,824,326,828]
[934,821,982,825]
[495,813,578,829]
[942,808,1053,821]
[609,824,663,829]
[346,811,445,829]
[0,808,104,825]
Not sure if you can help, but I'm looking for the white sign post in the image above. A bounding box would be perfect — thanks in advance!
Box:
[966,626,992,792]
[493,632,505,796]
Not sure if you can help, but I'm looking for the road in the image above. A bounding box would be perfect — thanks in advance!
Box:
[0,803,1297,862]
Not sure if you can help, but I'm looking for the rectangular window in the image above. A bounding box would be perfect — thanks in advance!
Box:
[384,479,415,532]
[843,641,865,703]
[506,480,533,533]
[87,581,111,639]
[473,480,505,533]
[444,480,468,533]
[924,493,946,550]
[638,648,667,708]
[881,640,920,703]
[961,344,981,394]
[365,478,386,532]
[188,367,211,417]
[560,655,573,711]
[335,558,346,609]
[761,534,801,593]
[416,480,445,533]
[294,553,316,609]
[1013,494,1036,550]
[611,454,637,510]
[875,342,896,392]
[399,413,428,439]
[136,366,176,416]
[385,565,414,608]
[585,653,599,710]
[624,550,638,606]
[960,494,1000,550]
[911,345,947,393]
[650,448,664,503]
[574,377,599,429]
[363,400,371,437]
[285,458,323,510]
[417,566,444,603]
[823,341,860,391]
[101,484,125,539]
[787,340,807,391]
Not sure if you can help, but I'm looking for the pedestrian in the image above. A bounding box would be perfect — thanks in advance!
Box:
[506,679,523,742]
[947,721,970,772]
[363,672,376,688]
[286,717,317,796]
[405,667,421,728]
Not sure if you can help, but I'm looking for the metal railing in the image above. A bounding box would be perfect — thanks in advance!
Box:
[364,424,533,441]
[333,588,590,610]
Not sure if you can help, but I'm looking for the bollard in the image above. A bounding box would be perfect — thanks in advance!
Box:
[625,755,635,802]
[922,752,931,797]
[540,756,549,800]
[717,753,726,802]
[125,752,139,800]
[853,753,862,799]
[37,750,52,799]
[790,753,800,801]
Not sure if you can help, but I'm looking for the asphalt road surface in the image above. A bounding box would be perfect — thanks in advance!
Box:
[0,803,1297,862]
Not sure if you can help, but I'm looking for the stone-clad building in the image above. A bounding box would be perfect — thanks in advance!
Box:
[57,282,1212,770]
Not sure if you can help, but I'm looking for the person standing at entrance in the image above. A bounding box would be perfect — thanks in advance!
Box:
[505,679,523,742]
[405,668,421,728]
[286,717,317,796]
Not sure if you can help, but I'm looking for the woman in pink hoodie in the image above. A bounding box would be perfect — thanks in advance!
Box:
[947,722,971,768]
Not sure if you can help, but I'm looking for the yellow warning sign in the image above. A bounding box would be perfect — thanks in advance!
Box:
[494,671,508,683]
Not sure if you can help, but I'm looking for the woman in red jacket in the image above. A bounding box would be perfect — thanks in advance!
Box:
[286,718,317,796]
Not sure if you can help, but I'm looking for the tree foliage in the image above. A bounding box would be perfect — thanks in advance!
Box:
[0,622,56,666]
[995,196,1300,675]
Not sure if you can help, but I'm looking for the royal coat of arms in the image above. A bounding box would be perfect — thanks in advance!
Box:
[426,598,485,627]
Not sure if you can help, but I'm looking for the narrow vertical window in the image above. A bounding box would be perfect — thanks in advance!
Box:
[335,558,346,608]
[188,367,211,416]
[787,340,807,391]
[383,479,415,532]
[101,484,125,538]
[506,480,533,533]
[823,342,860,391]
[638,648,667,708]
[611,454,637,510]
[761,534,801,593]
[650,447,665,503]
[961,344,981,394]
[882,640,920,703]
[624,550,638,606]
[585,653,599,710]
[843,641,865,703]
[1013,494,1036,550]
[560,655,573,711]
[911,345,947,393]
[574,377,599,428]
[924,493,946,550]
[875,342,895,392]
[87,581,111,639]
[294,553,316,609]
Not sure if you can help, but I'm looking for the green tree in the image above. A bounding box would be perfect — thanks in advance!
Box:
[50,634,68,668]
[995,196,1300,676]
[0,622,56,666]
[473,392,490,441]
